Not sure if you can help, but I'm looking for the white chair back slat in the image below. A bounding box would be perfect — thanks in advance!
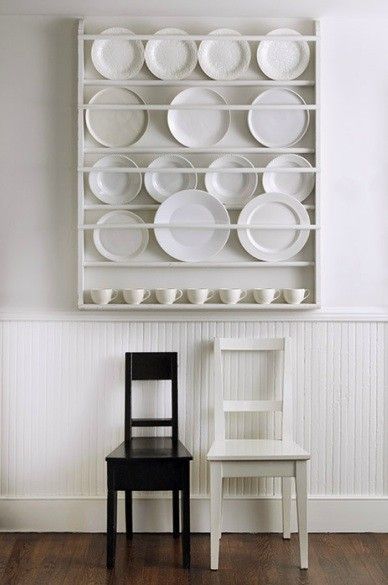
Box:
[214,338,226,440]
[219,338,285,351]
[223,400,283,412]
[214,337,292,442]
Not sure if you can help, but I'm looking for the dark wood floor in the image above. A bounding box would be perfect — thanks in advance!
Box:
[0,533,386,585]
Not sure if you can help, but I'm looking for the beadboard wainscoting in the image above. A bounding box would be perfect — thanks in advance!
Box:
[0,315,387,532]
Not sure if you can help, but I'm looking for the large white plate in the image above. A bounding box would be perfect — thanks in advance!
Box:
[205,155,258,205]
[145,155,197,203]
[91,27,144,80]
[86,88,148,147]
[89,155,142,204]
[198,28,251,80]
[154,189,230,262]
[248,88,309,147]
[263,154,314,202]
[145,28,197,80]
[237,192,310,261]
[167,88,230,147]
[93,210,148,262]
[257,28,310,81]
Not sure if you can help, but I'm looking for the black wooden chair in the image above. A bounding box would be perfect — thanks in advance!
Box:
[106,352,192,569]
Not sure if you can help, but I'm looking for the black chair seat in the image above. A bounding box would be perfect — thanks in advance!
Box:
[106,437,193,461]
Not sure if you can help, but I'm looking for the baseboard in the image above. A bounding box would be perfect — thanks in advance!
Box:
[0,496,387,533]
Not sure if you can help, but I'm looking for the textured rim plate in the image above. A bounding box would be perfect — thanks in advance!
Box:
[257,28,310,80]
[91,27,144,80]
[198,28,251,80]
[93,210,149,262]
[237,192,310,261]
[205,155,258,204]
[86,88,148,147]
[154,189,230,262]
[263,154,314,202]
[248,88,309,147]
[89,155,142,204]
[145,155,198,203]
[145,28,197,80]
[167,88,230,147]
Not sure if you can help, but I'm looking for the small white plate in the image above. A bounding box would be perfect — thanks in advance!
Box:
[198,28,251,80]
[248,88,309,147]
[88,155,142,205]
[263,154,314,202]
[86,88,148,148]
[168,88,230,147]
[205,155,258,205]
[145,28,197,80]
[91,27,144,80]
[237,192,310,261]
[257,28,310,80]
[145,155,197,203]
[93,210,148,262]
[154,189,230,262]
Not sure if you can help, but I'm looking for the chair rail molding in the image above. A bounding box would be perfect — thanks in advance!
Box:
[1,307,388,322]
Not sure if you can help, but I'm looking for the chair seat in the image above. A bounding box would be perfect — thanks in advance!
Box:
[106,437,192,462]
[207,439,310,461]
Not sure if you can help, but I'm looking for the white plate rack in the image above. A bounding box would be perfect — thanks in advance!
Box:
[78,17,320,310]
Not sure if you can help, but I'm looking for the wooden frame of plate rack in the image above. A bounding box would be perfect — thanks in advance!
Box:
[78,17,320,310]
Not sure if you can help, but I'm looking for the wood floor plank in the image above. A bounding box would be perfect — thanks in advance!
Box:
[0,533,386,585]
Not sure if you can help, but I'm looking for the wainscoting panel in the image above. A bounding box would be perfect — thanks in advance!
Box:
[0,318,385,505]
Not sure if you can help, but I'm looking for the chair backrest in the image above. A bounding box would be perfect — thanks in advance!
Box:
[125,352,178,443]
[213,338,292,441]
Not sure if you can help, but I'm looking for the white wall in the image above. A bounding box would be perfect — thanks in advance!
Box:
[0,1,387,532]
[0,4,388,311]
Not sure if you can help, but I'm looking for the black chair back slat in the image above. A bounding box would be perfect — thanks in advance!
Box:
[125,352,178,443]
[131,352,174,380]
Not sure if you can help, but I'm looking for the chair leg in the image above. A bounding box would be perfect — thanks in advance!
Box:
[295,461,308,569]
[172,489,180,538]
[125,490,133,539]
[282,477,291,539]
[182,465,191,568]
[210,463,222,570]
[218,495,223,540]
[107,489,117,569]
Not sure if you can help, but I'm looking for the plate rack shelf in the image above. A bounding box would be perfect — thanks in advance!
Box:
[78,17,320,311]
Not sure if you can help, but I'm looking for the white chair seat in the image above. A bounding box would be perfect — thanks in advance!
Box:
[208,439,310,461]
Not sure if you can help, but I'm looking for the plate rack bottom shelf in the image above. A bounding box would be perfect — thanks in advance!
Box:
[79,303,320,311]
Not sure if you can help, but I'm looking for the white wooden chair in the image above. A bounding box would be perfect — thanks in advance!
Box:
[207,337,310,570]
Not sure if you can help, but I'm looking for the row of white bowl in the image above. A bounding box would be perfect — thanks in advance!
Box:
[88,153,315,205]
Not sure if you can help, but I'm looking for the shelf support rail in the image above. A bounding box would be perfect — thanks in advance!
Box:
[79,223,319,230]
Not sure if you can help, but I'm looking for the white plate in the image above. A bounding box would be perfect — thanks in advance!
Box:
[91,27,144,80]
[145,28,197,80]
[154,189,230,262]
[237,192,310,261]
[205,155,258,205]
[248,88,309,147]
[86,88,148,147]
[257,28,310,80]
[93,210,148,262]
[88,155,142,204]
[263,154,314,202]
[167,88,230,147]
[198,28,251,80]
[145,155,197,203]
